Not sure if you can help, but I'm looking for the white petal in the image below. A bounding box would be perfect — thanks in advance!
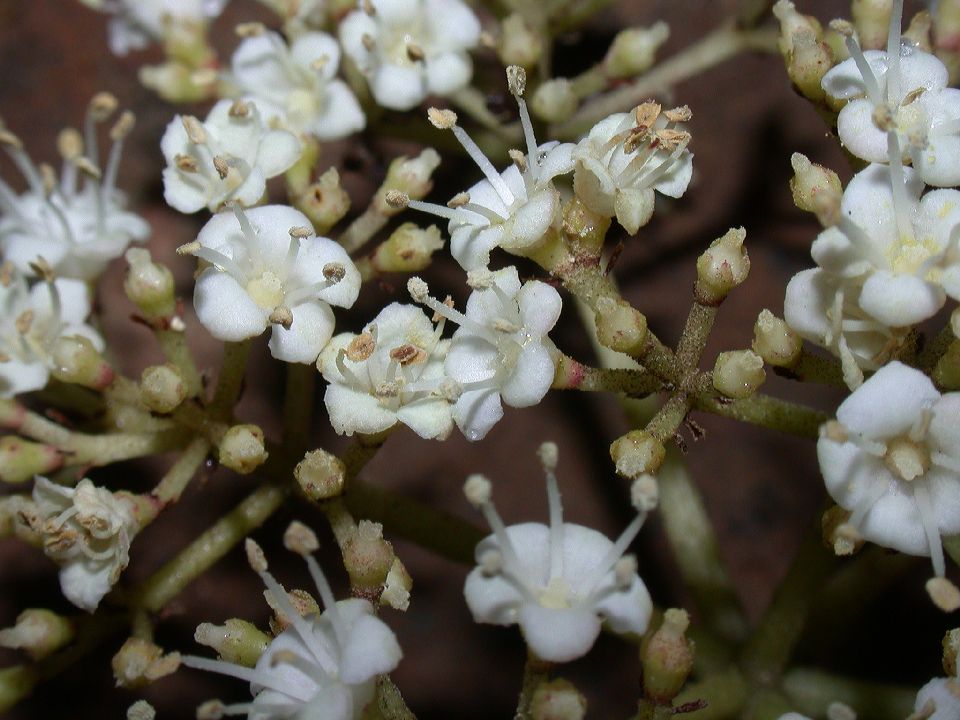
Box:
[422,0,481,50]
[396,399,454,440]
[821,51,886,100]
[836,99,888,163]
[914,678,960,720]
[614,187,654,235]
[836,361,940,438]
[257,129,303,178]
[0,359,49,397]
[339,614,403,684]
[783,268,833,343]
[268,301,335,364]
[58,561,113,613]
[370,64,426,111]
[424,52,472,96]
[500,343,554,408]
[896,50,949,102]
[517,281,562,336]
[915,134,960,188]
[858,271,944,327]
[291,32,341,81]
[310,81,366,140]
[453,388,503,441]
[194,269,268,341]
[162,167,209,214]
[518,604,601,663]
[593,575,653,636]
[324,384,398,436]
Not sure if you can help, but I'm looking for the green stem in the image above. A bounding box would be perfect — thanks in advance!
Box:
[694,393,829,439]
[646,393,691,444]
[673,667,749,719]
[151,436,210,506]
[210,340,251,418]
[780,668,916,719]
[676,302,718,373]
[156,328,203,398]
[775,351,845,387]
[340,205,389,255]
[552,354,661,395]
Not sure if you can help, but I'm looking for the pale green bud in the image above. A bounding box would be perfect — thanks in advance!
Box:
[498,14,543,69]
[0,436,63,484]
[140,364,187,414]
[50,335,114,390]
[753,310,802,367]
[371,223,444,273]
[194,619,270,668]
[124,248,176,321]
[0,609,74,660]
[218,424,268,475]
[695,227,749,304]
[111,637,181,689]
[852,0,893,50]
[294,448,345,500]
[641,608,695,704]
[296,167,351,235]
[713,350,766,399]
[595,297,648,355]
[375,149,441,213]
[343,520,394,591]
[790,153,842,221]
[531,79,578,123]
[610,430,666,479]
[531,678,587,720]
[604,22,670,79]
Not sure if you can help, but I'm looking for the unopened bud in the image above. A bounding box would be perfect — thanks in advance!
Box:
[382,557,413,611]
[852,0,893,50]
[376,149,441,212]
[695,227,750,304]
[933,339,960,390]
[371,223,444,273]
[772,1,824,54]
[594,297,648,355]
[218,424,268,475]
[294,448,345,500]
[904,10,934,52]
[194,619,270,668]
[604,22,670,78]
[296,167,350,235]
[713,350,766,400]
[531,79,578,123]
[140,364,187,414]
[0,609,74,660]
[49,335,114,390]
[934,1,960,83]
[343,520,394,590]
[266,588,320,634]
[531,678,587,720]
[641,608,695,704]
[0,437,63,484]
[790,153,842,220]
[498,14,542,69]
[111,637,181,689]
[127,700,156,720]
[124,248,176,320]
[944,627,960,676]
[610,430,666,479]
[139,61,216,104]
[752,309,802,367]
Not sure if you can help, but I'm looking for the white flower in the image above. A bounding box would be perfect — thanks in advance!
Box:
[0,108,149,281]
[822,10,960,187]
[817,361,960,578]
[183,529,402,720]
[0,268,104,397]
[406,70,575,271]
[161,99,302,214]
[573,102,693,234]
[408,265,561,442]
[462,444,654,663]
[229,30,365,140]
[182,205,360,364]
[83,0,230,56]
[29,476,139,612]
[914,677,960,720]
[318,303,454,439]
[339,0,480,111]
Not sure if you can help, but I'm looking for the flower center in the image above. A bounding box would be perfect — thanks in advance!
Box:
[538,577,570,609]
[883,436,931,481]
[246,271,285,309]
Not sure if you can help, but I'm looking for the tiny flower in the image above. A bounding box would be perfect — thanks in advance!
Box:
[182,526,402,720]
[338,0,481,111]
[84,0,230,56]
[408,265,561,442]
[0,100,149,280]
[161,99,302,214]
[462,443,654,663]
[817,361,960,579]
[914,677,960,720]
[404,68,575,271]
[28,476,140,612]
[318,302,454,440]
[573,102,693,234]
[229,30,365,140]
[0,266,104,398]
[181,205,360,364]
[822,5,960,187]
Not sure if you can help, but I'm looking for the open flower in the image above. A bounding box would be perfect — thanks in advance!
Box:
[817,361,960,578]
[914,677,960,720]
[338,0,480,111]
[229,30,365,140]
[182,525,402,720]
[0,99,149,280]
[404,68,575,271]
[26,477,139,612]
[573,102,693,234]
[462,444,654,663]
[408,265,561,442]
[82,0,230,55]
[0,267,104,397]
[318,303,454,439]
[161,99,301,214]
[181,205,360,363]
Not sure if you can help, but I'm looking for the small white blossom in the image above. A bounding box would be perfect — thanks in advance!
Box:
[28,476,139,612]
[822,6,960,187]
[230,30,365,141]
[0,267,104,397]
[318,303,453,440]
[183,205,360,364]
[339,0,481,111]
[817,361,960,578]
[573,102,693,234]
[462,445,653,663]
[409,266,561,442]
[0,108,149,281]
[162,99,302,214]
[914,677,960,720]
[183,531,402,720]
[81,0,230,56]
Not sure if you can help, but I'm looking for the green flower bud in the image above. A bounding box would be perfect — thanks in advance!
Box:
[343,520,394,592]
[218,424,268,475]
[852,0,893,50]
[595,297,648,356]
[371,223,444,274]
[604,22,670,79]
[531,678,587,720]
[0,436,63,484]
[295,167,351,235]
[790,153,842,221]
[194,619,270,668]
[641,608,695,704]
[140,364,188,414]
[498,14,543,69]
[124,248,176,321]
[531,79,578,124]
[49,335,114,390]
[294,448,346,500]
[375,149,441,214]
[0,609,74,660]
[713,350,766,400]
[111,637,181,689]
[610,430,666,479]
[753,310,802,368]
[695,227,749,305]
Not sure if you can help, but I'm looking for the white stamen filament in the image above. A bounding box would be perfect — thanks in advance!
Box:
[180,655,314,702]
[835,214,890,269]
[103,134,124,196]
[478,500,524,574]
[912,481,945,577]
[843,34,883,105]
[449,124,516,207]
[190,247,248,284]
[545,466,564,584]
[272,648,331,684]
[516,97,540,182]
[302,554,348,650]
[584,510,647,596]
[887,0,904,104]
[887,132,916,245]
[407,198,488,226]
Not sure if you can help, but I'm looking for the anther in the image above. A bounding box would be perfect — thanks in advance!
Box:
[176,241,202,256]
[228,100,251,118]
[88,92,119,122]
[289,226,312,239]
[57,129,84,160]
[109,111,136,141]
[362,33,376,52]
[427,107,458,130]
[74,157,102,179]
[464,474,493,507]
[182,116,207,145]
[506,65,526,97]
[508,148,527,172]
[244,538,268,573]
[537,442,559,472]
[213,156,230,180]
[269,306,294,329]
[175,154,199,172]
[346,332,376,361]
[385,190,409,208]
[283,521,320,556]
[407,277,429,302]
[447,192,470,208]
[664,105,692,123]
[406,42,425,62]
[322,262,346,282]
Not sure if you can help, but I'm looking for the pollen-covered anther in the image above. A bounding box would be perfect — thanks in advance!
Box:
[269,306,294,329]
[635,101,662,130]
[464,474,493,507]
[407,277,430,303]
[427,107,458,130]
[926,576,960,612]
[389,344,425,365]
[89,92,118,121]
[244,538,268,573]
[508,148,528,172]
[181,115,206,145]
[196,700,226,720]
[176,241,202,256]
[506,65,527,97]
[361,33,376,51]
[57,128,84,161]
[346,332,376,361]
[213,155,230,180]
[283,521,320,556]
[447,192,470,208]
[406,42,425,61]
[110,111,136,141]
[664,105,692,123]
[614,555,638,589]
[228,100,251,119]
[822,420,849,443]
[631,474,659,512]
[384,189,409,208]
[479,549,503,577]
[175,154,199,172]
[872,104,896,132]
[322,262,346,282]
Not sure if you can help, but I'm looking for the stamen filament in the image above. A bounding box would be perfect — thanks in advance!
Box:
[545,468,564,584]
[180,655,314,701]
[912,481,945,577]
[302,554,348,650]
[887,0,904,104]
[843,35,883,105]
[886,132,916,245]
[450,124,516,208]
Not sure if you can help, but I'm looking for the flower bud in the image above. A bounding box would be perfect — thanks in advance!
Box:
[127,700,156,720]
[139,364,187,414]
[294,448,346,500]
[610,430,666,479]
[933,340,960,390]
[49,335,115,390]
[904,10,934,52]
[852,0,893,50]
[695,227,749,305]
[194,619,270,668]
[343,520,394,592]
[295,167,351,235]
[944,627,960,676]
[713,350,766,400]
[594,297,648,355]
[218,424,268,475]
[139,61,216,104]
[375,149,441,214]
[531,79,578,123]
[0,666,38,714]
[789,153,842,221]
[604,22,670,79]
[640,608,695,704]
[382,557,413,611]
[370,223,444,273]
[773,2,831,102]
[531,678,587,720]
[0,436,63,484]
[772,1,824,54]
[124,248,176,321]
[498,14,543,69]
[934,0,960,83]
[111,637,181,689]
[752,310,802,367]
[0,609,74,660]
